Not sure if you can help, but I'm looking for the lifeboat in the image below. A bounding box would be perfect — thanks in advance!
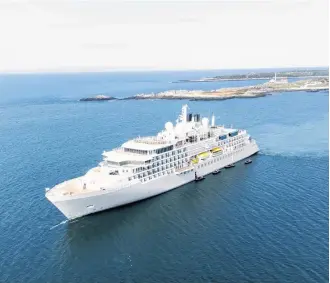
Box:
[191,158,199,164]
[197,151,210,160]
[211,147,222,156]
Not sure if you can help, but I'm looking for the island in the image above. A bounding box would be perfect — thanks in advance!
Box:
[129,77,329,101]
[79,95,116,102]
[173,69,329,83]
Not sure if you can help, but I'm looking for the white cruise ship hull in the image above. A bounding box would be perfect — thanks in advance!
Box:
[47,143,259,219]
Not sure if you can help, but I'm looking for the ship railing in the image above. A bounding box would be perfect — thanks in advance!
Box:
[175,165,193,173]
[134,136,169,145]
[106,148,155,158]
[175,141,187,148]
[103,148,123,154]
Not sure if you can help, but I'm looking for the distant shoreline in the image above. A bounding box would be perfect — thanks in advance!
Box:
[127,78,329,101]
[172,75,329,83]
[80,81,328,103]
[171,69,329,83]
[79,74,329,102]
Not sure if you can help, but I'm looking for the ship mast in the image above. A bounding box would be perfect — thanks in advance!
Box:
[180,104,188,123]
[211,113,215,127]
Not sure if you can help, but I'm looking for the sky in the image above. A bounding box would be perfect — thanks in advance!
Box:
[0,0,328,73]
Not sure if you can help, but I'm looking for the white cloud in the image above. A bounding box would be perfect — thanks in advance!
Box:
[0,0,328,72]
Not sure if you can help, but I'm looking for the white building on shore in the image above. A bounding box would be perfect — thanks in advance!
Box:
[268,72,288,84]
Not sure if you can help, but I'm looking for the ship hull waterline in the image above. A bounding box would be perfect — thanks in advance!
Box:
[46,143,259,220]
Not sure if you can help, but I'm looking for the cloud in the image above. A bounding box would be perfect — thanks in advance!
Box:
[0,0,328,72]
[83,43,129,50]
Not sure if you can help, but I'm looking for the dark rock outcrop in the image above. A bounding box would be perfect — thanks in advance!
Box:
[80,95,116,102]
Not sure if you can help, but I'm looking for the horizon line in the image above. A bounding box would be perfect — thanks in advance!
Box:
[0,65,328,75]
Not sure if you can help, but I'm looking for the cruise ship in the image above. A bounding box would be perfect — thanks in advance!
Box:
[46,105,259,219]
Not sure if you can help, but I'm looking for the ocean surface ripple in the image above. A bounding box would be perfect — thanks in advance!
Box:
[0,71,328,283]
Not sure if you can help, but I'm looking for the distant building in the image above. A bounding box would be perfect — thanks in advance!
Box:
[268,72,288,84]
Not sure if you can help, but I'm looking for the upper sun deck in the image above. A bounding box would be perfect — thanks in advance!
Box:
[122,138,173,151]
[134,136,170,145]
[103,150,154,164]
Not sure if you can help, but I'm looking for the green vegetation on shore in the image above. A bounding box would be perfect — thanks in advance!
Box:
[174,69,329,83]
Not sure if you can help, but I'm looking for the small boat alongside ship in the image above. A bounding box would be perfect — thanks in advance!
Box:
[244,159,252,164]
[212,169,221,175]
[194,172,205,182]
[195,176,205,182]
[224,164,235,169]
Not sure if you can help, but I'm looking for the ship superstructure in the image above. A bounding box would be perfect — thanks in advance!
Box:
[46,105,259,219]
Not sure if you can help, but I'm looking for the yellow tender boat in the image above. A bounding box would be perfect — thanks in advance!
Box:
[192,148,222,164]
[211,147,222,154]
[192,158,199,164]
[197,151,210,160]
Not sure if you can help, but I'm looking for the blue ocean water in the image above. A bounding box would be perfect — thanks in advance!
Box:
[0,70,328,283]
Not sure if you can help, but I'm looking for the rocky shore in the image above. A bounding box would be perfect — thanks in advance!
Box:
[79,78,328,102]
[130,78,329,101]
[79,95,116,102]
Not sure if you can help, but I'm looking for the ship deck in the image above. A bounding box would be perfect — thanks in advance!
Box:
[48,167,122,197]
